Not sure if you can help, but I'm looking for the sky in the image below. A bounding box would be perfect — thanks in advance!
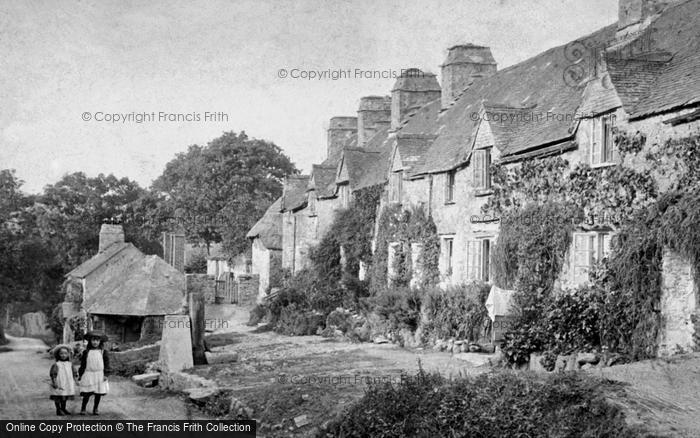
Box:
[0,0,618,194]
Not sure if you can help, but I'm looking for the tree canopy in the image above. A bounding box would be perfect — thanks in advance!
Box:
[152,131,297,257]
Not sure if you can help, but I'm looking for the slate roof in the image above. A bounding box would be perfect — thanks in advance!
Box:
[280,175,310,211]
[84,255,185,316]
[246,197,283,250]
[606,57,667,114]
[353,127,395,190]
[309,165,337,199]
[608,0,700,119]
[396,134,436,173]
[66,242,133,278]
[336,147,383,190]
[412,24,616,174]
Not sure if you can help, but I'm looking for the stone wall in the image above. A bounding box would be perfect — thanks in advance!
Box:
[237,274,260,307]
[658,249,698,356]
[186,274,216,304]
[140,316,164,342]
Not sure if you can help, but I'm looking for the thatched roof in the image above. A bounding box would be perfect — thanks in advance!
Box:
[246,197,283,250]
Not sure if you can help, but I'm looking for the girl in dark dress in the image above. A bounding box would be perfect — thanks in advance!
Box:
[77,331,110,415]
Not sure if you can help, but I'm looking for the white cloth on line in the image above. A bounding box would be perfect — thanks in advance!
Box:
[485,285,516,321]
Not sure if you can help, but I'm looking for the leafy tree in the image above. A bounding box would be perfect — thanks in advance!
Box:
[0,170,61,344]
[35,172,157,268]
[152,131,297,258]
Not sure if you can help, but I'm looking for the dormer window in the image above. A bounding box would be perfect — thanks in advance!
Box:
[591,113,617,166]
[473,149,491,190]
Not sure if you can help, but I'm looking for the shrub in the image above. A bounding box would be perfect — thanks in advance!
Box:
[323,368,638,438]
[366,287,422,333]
[421,282,491,343]
[184,251,207,274]
[275,303,325,336]
[246,304,268,326]
[545,285,603,354]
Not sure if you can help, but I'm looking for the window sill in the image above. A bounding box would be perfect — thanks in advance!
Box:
[474,189,493,197]
[444,200,456,205]
[590,161,618,169]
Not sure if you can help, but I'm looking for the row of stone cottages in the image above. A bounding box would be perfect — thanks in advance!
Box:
[247,0,700,355]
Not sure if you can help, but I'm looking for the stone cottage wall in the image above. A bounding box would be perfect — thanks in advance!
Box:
[251,238,272,298]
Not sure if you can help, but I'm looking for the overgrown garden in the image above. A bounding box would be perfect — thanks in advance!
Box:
[487,132,700,365]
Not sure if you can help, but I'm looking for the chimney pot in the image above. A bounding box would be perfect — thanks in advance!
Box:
[440,44,497,109]
[326,116,357,162]
[357,96,391,147]
[390,69,441,131]
[98,224,124,253]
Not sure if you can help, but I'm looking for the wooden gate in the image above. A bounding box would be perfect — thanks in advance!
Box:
[215,272,237,304]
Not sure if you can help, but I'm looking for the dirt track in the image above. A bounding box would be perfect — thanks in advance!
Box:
[0,335,202,420]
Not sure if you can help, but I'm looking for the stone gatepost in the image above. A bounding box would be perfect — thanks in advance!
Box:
[158,315,194,371]
[189,291,207,365]
[185,274,208,365]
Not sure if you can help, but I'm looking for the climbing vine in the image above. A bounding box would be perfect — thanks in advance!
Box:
[312,184,384,281]
[487,132,700,363]
[370,203,440,295]
[483,156,657,223]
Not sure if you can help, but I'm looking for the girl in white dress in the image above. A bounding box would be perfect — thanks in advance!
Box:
[49,345,77,416]
[78,331,110,415]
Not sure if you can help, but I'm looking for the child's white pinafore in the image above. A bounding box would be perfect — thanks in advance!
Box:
[79,350,109,395]
[50,362,76,398]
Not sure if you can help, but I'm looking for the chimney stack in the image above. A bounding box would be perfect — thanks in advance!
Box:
[326,116,357,163]
[441,44,497,109]
[98,224,124,253]
[617,0,681,38]
[357,96,391,147]
[390,69,441,131]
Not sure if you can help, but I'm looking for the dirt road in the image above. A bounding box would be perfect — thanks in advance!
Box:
[0,335,199,420]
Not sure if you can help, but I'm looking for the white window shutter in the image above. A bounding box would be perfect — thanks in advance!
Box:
[484,150,491,189]
[591,119,600,165]
[473,151,482,187]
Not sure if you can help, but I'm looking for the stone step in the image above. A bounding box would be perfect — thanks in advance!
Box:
[132,372,160,387]
[205,351,238,364]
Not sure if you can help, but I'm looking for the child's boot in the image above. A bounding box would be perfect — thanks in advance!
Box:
[60,399,71,415]
[92,395,101,415]
[54,400,63,416]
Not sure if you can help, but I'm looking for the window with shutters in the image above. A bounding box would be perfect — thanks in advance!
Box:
[473,149,491,190]
[389,171,403,204]
[572,231,611,285]
[590,113,617,166]
[445,170,456,204]
[466,238,491,282]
